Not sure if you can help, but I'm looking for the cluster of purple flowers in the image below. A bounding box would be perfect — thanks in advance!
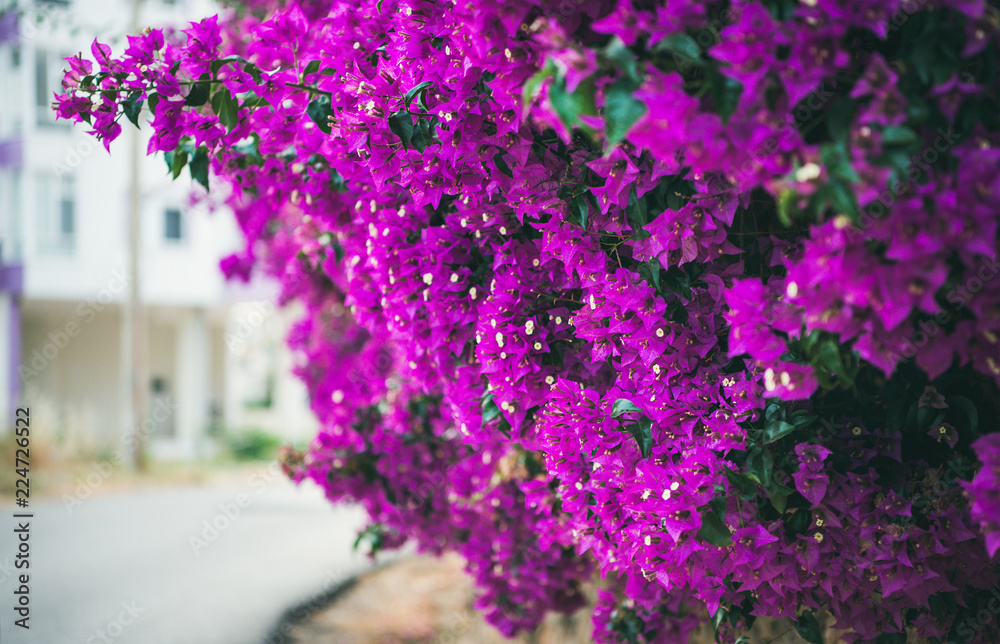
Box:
[55,0,1000,641]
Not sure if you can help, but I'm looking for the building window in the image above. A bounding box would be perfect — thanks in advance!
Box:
[33,51,46,114]
[36,174,74,254]
[164,207,184,241]
[35,49,70,126]
[149,377,175,437]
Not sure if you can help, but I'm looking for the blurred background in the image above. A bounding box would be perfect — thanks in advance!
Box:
[0,1,374,643]
[0,0,317,465]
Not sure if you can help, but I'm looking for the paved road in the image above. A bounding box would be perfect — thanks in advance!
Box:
[0,467,369,644]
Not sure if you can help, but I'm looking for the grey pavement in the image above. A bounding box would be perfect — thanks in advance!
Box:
[0,467,369,644]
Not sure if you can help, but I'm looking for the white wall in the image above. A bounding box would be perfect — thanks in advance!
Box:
[0,0,242,305]
[20,300,122,446]
[0,0,320,454]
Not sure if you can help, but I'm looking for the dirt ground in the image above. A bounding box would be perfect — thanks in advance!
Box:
[286,554,861,644]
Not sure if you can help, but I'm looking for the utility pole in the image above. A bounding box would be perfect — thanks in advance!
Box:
[120,0,147,471]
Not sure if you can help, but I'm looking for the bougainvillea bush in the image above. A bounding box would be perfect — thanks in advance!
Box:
[57,0,1000,641]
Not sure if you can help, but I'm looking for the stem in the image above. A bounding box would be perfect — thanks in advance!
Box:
[286,81,332,97]
[75,75,333,98]
[764,627,795,644]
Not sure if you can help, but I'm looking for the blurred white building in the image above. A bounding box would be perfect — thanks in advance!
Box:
[0,0,316,458]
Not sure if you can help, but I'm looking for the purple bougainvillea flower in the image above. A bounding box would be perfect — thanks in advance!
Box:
[52,0,1000,640]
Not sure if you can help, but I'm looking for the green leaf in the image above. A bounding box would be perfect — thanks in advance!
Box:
[783,508,811,539]
[189,146,209,191]
[209,55,244,76]
[147,93,161,115]
[548,74,597,133]
[328,168,348,192]
[612,399,641,417]
[353,523,386,556]
[954,96,982,142]
[663,174,695,210]
[556,185,576,199]
[387,110,415,150]
[184,76,211,107]
[886,397,908,433]
[777,188,800,226]
[826,97,855,143]
[699,506,732,546]
[493,152,514,178]
[622,418,653,459]
[410,117,435,153]
[209,58,229,76]
[604,36,640,83]
[821,141,859,182]
[763,420,795,444]
[746,445,773,488]
[306,95,335,135]
[725,470,757,497]
[881,126,918,147]
[240,94,270,109]
[826,178,859,222]
[328,238,345,263]
[708,67,743,123]
[243,61,263,84]
[404,81,434,109]
[168,148,188,180]
[948,396,978,435]
[604,76,647,148]
[568,194,589,229]
[662,266,692,300]
[122,91,144,128]
[637,259,661,293]
[765,486,789,514]
[655,33,702,62]
[815,339,853,386]
[769,479,795,496]
[762,0,797,19]
[625,187,649,234]
[765,479,793,513]
[211,88,240,132]
[794,610,824,644]
[711,605,727,635]
[791,412,818,430]
[302,59,321,79]
[482,392,501,424]
[909,36,934,84]
[522,58,556,106]
[916,406,944,431]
